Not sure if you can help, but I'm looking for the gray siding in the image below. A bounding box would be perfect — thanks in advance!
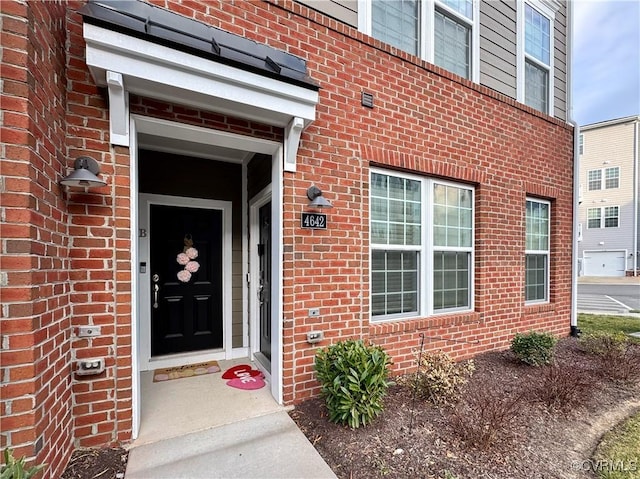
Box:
[553,2,568,121]
[479,0,517,98]
[297,0,357,27]
[577,120,639,256]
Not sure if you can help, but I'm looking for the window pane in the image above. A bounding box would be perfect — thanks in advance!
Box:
[525,60,548,112]
[588,170,602,191]
[440,0,473,19]
[433,251,470,310]
[371,250,419,317]
[587,208,601,229]
[525,254,547,301]
[372,173,422,247]
[604,206,619,228]
[434,183,473,247]
[525,199,549,252]
[372,221,388,243]
[372,0,419,56]
[605,167,619,189]
[434,9,470,78]
[525,4,550,65]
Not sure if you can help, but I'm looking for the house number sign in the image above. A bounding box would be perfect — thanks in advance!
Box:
[301,212,327,229]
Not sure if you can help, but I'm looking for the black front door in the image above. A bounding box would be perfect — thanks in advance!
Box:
[150,204,223,356]
[258,202,272,367]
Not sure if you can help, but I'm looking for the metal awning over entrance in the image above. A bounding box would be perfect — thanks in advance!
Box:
[79,0,318,89]
[79,0,319,171]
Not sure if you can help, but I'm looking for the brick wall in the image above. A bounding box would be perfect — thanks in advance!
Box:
[64,1,136,449]
[1,0,74,476]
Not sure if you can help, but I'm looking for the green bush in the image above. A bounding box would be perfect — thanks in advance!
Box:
[315,339,391,428]
[1,449,46,479]
[578,331,629,356]
[409,351,474,404]
[510,331,557,366]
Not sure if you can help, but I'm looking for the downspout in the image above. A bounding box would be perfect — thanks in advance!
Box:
[633,119,639,276]
[567,0,581,336]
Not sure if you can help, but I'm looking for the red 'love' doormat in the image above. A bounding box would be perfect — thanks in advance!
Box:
[153,360,220,382]
[222,364,265,390]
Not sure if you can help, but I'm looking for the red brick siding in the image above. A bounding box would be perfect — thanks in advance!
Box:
[64,1,136,451]
[0,1,74,476]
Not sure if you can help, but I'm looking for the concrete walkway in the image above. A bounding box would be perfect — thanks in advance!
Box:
[125,411,337,479]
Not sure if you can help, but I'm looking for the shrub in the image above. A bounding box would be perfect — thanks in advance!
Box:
[579,331,640,384]
[599,347,640,384]
[578,331,629,356]
[448,383,526,451]
[510,331,557,366]
[315,340,391,428]
[408,351,475,404]
[532,363,592,412]
[1,448,46,479]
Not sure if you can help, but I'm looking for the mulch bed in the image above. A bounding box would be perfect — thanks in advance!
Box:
[59,338,639,479]
[60,447,127,479]
[290,338,640,479]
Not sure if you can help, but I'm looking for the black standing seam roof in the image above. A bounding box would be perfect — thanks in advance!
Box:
[79,0,319,91]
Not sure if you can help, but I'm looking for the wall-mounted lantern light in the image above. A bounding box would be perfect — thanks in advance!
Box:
[306,185,332,209]
[60,157,107,188]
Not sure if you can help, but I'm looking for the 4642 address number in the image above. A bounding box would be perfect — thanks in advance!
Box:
[301,212,327,229]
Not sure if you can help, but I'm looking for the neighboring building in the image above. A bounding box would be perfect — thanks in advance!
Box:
[577,116,640,276]
[0,0,575,476]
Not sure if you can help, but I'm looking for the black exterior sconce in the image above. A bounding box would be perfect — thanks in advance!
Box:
[306,185,332,208]
[60,157,107,188]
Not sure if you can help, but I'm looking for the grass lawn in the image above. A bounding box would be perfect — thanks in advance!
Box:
[578,313,640,341]
[592,412,640,479]
[578,313,640,478]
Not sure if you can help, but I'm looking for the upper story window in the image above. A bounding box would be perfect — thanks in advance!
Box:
[588,167,619,191]
[370,170,474,320]
[604,167,620,189]
[359,0,480,81]
[372,0,420,55]
[517,1,556,115]
[587,169,602,191]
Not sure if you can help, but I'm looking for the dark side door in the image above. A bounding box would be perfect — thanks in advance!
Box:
[150,204,223,356]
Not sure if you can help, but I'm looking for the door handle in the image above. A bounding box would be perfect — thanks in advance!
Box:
[152,274,160,309]
[258,278,264,305]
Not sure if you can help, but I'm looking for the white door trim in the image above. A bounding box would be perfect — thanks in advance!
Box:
[138,193,233,370]
[249,185,273,380]
[130,115,285,440]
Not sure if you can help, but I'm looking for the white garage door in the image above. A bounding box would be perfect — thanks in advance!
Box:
[583,251,626,277]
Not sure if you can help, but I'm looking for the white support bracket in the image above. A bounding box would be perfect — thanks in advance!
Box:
[284,116,304,173]
[107,71,130,146]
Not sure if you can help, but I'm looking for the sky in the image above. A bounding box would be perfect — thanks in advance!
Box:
[572,0,640,126]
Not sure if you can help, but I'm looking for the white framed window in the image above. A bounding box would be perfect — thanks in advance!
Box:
[587,206,620,229]
[525,198,550,303]
[359,0,480,82]
[588,167,620,191]
[604,167,619,189]
[517,1,556,114]
[587,169,602,191]
[370,170,474,320]
[603,206,619,228]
